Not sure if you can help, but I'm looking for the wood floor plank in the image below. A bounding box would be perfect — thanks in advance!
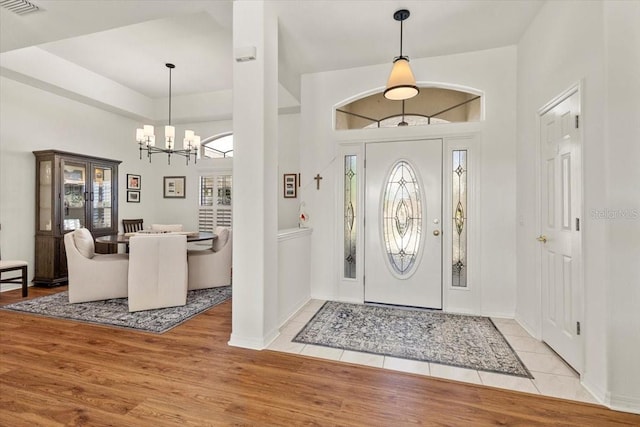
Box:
[1,287,639,426]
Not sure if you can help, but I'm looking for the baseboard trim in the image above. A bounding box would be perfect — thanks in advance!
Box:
[514,316,540,340]
[228,328,280,350]
[309,292,334,302]
[336,296,363,304]
[607,392,640,415]
[581,375,606,405]
[278,296,311,327]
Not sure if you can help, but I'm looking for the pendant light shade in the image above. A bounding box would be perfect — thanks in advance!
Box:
[385,57,418,101]
[384,9,419,101]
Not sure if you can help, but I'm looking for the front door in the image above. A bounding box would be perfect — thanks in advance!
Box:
[364,139,442,309]
[539,89,583,372]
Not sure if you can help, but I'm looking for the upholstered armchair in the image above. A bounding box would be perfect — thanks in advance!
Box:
[187,227,232,290]
[64,228,129,303]
[127,234,188,312]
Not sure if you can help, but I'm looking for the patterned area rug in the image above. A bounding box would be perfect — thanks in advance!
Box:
[2,286,231,334]
[293,301,532,378]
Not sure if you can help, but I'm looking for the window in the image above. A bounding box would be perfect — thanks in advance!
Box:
[452,150,467,287]
[336,87,481,130]
[199,174,232,231]
[344,155,357,279]
[203,133,233,158]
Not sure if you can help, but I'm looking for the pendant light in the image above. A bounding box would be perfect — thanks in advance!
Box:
[135,63,201,165]
[398,100,409,126]
[384,9,419,101]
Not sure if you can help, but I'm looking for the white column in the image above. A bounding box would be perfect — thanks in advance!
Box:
[229,0,279,349]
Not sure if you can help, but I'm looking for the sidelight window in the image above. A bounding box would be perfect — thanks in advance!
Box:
[344,155,357,279]
[452,150,468,287]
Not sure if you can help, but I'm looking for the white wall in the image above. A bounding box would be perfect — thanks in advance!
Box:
[0,76,153,281]
[517,0,640,412]
[278,113,300,229]
[277,228,312,325]
[299,46,517,317]
[517,0,608,403]
[603,1,640,413]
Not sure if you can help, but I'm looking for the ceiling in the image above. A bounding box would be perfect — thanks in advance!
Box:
[0,0,544,107]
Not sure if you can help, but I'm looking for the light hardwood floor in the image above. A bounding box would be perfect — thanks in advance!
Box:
[1,286,639,426]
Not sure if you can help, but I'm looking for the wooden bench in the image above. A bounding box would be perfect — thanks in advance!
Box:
[0,260,28,297]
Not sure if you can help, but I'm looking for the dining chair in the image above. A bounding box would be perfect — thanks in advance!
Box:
[64,228,129,303]
[122,219,144,233]
[150,224,183,232]
[187,227,232,289]
[127,234,188,312]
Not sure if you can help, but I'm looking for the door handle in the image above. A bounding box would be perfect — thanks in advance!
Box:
[536,235,547,243]
[433,230,440,236]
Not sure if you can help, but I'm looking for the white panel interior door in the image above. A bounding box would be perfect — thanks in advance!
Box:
[365,139,442,309]
[539,90,583,372]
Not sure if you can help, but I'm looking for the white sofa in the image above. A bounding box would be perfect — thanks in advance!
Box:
[64,228,129,303]
[127,234,188,312]
[187,227,232,289]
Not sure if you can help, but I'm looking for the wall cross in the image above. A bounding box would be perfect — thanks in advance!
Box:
[314,174,323,190]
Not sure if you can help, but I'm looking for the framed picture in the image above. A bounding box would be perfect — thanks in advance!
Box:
[283,173,297,198]
[127,190,140,203]
[164,176,186,198]
[127,174,141,190]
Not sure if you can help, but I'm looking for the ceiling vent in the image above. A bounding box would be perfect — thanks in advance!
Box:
[0,0,40,15]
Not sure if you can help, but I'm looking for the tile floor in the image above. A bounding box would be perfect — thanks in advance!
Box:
[267,299,598,405]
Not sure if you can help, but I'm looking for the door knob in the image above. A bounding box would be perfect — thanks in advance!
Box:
[536,235,547,243]
[433,230,440,236]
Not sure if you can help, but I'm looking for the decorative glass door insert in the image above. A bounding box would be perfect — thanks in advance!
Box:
[452,150,468,287]
[382,160,423,276]
[344,155,357,278]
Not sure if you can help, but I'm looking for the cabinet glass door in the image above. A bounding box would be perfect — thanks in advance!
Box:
[91,164,113,231]
[62,161,87,231]
[38,160,53,232]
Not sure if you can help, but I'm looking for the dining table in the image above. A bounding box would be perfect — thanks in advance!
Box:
[96,231,217,246]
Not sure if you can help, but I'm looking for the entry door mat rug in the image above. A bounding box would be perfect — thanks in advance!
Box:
[2,286,231,334]
[293,301,532,378]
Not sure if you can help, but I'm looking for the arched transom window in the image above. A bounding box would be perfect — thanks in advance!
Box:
[203,133,233,158]
[336,87,481,130]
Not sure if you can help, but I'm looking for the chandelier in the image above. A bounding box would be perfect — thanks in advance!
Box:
[384,9,419,101]
[135,63,200,165]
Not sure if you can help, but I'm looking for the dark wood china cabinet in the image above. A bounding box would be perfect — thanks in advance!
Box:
[33,150,121,286]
